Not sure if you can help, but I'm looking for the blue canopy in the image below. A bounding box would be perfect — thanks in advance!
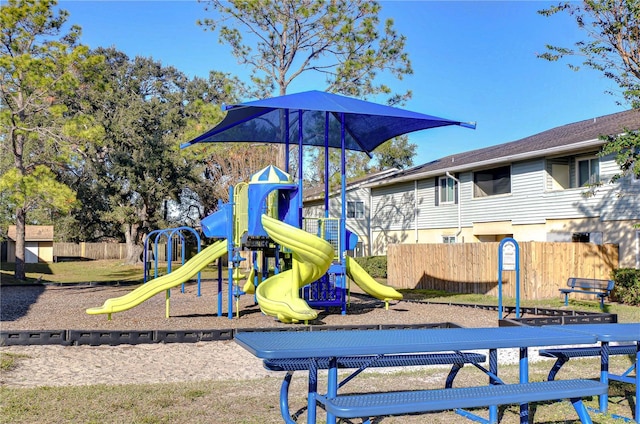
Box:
[181,90,475,153]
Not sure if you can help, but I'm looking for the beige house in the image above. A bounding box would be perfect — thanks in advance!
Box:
[365,110,640,269]
[6,226,54,263]
[303,110,640,269]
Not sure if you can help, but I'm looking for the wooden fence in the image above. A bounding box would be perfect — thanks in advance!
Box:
[54,242,127,260]
[53,242,185,262]
[387,242,619,301]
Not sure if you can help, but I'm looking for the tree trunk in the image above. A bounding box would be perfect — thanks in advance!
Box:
[277,144,287,171]
[124,223,143,265]
[13,128,27,281]
[14,207,26,281]
[277,87,288,171]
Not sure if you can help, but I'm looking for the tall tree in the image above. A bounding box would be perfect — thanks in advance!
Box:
[538,0,640,182]
[180,72,266,220]
[0,0,102,279]
[79,48,202,264]
[197,0,415,175]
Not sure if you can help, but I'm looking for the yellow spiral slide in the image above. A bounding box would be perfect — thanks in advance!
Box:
[256,215,334,323]
[86,240,227,318]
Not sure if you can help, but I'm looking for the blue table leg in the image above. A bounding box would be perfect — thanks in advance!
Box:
[326,357,337,424]
[308,359,318,424]
[635,343,639,422]
[599,342,610,414]
[489,348,498,423]
[279,372,296,424]
[519,347,529,424]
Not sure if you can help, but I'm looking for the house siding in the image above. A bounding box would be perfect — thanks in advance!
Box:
[303,186,373,256]
[370,181,415,232]
[370,155,639,267]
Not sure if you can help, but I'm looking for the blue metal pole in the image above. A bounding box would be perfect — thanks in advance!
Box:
[489,348,498,423]
[143,229,164,283]
[284,109,290,173]
[498,256,503,320]
[166,231,174,274]
[519,347,529,424]
[324,111,329,218]
[143,234,149,283]
[298,109,304,227]
[163,230,186,292]
[515,244,520,318]
[195,232,202,296]
[227,187,235,319]
[179,232,186,293]
[153,231,167,279]
[340,112,347,315]
[217,256,222,317]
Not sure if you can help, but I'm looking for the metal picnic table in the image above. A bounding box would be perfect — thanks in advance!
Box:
[235,325,601,424]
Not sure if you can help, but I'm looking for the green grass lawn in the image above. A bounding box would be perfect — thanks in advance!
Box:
[0,259,223,285]
[0,355,635,423]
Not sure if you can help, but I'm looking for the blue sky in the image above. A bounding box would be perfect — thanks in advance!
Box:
[58,0,628,165]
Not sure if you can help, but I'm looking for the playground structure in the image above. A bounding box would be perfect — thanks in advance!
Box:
[87,165,403,323]
[87,91,475,323]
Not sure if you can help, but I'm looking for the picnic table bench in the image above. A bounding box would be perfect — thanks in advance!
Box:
[264,352,486,423]
[317,379,606,423]
[559,278,615,309]
[540,344,637,381]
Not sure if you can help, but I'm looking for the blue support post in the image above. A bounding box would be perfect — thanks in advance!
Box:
[217,256,222,317]
[298,109,304,227]
[324,112,329,219]
[339,112,347,315]
[227,186,235,319]
[284,109,290,173]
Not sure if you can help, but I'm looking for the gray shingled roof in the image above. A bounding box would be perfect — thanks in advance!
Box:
[377,109,640,184]
[303,167,400,201]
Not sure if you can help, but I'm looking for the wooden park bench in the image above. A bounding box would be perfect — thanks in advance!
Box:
[559,278,615,310]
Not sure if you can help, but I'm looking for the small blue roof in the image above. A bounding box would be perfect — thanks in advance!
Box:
[250,165,292,183]
[181,90,475,153]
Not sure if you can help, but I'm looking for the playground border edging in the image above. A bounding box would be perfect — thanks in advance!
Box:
[407,300,618,327]
[0,322,461,347]
[1,304,618,347]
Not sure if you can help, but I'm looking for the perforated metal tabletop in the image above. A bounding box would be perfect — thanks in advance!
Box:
[234,326,598,359]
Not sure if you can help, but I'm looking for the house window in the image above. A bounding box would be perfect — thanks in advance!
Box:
[577,157,599,187]
[438,176,456,204]
[346,201,364,219]
[572,232,590,243]
[442,236,456,244]
[572,232,602,244]
[549,163,570,190]
[473,165,511,197]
